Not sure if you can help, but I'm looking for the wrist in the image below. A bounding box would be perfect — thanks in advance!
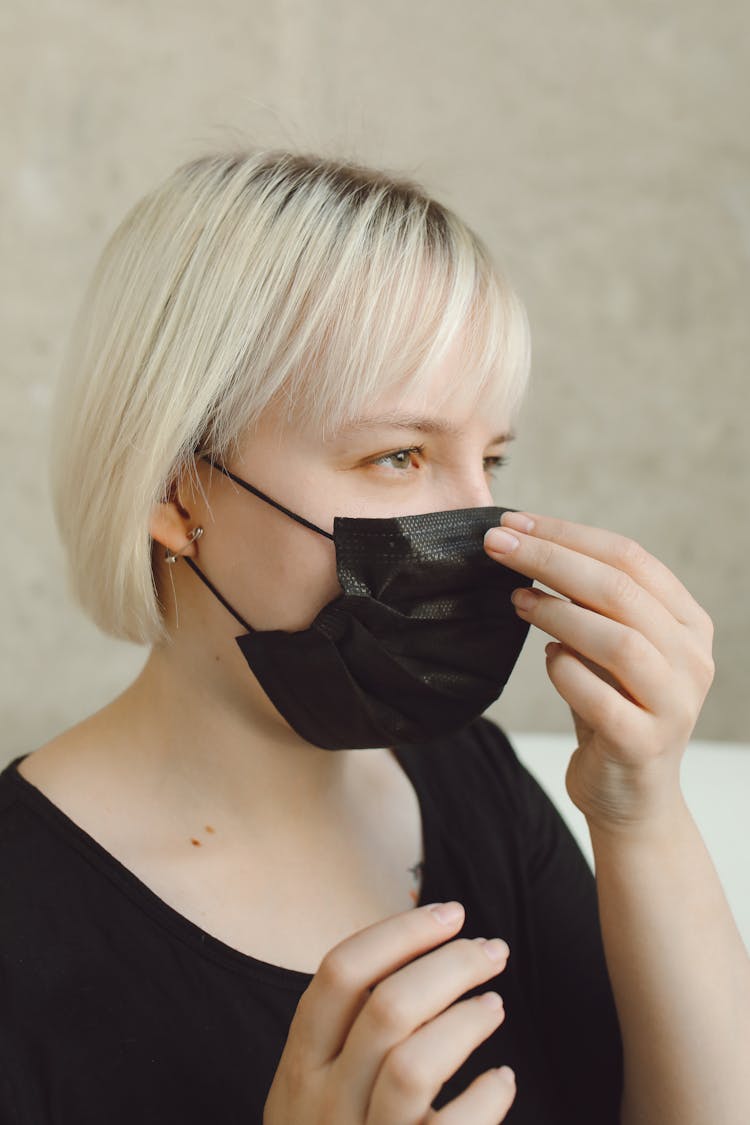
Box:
[566,749,688,843]
[584,790,692,852]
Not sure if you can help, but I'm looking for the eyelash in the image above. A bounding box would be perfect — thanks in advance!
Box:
[371,445,510,476]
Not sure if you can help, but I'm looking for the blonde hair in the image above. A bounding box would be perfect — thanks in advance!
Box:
[49,145,532,646]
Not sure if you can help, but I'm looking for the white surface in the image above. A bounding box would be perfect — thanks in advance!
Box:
[508,732,750,951]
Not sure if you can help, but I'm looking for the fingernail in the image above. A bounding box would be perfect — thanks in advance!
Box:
[481,938,510,961]
[511,587,536,610]
[484,528,520,554]
[501,511,535,532]
[427,901,464,925]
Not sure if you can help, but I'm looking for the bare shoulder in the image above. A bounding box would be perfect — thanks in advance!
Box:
[18,724,91,791]
[16,714,136,843]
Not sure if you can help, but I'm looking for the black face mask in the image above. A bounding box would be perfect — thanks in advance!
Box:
[182,458,534,750]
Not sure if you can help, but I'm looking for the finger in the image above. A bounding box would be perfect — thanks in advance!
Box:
[366,990,506,1123]
[339,936,510,1120]
[512,588,672,712]
[485,525,688,658]
[548,642,706,760]
[292,902,468,1065]
[426,1065,517,1124]
[497,511,710,634]
[544,643,655,762]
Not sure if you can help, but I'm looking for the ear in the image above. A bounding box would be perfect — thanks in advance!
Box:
[149,491,201,560]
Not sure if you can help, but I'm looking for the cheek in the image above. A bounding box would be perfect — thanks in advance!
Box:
[231,514,341,632]
[277,539,342,630]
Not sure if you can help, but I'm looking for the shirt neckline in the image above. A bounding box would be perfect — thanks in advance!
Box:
[1,746,440,991]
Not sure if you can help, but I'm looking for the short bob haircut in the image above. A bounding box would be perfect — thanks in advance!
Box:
[49,146,532,647]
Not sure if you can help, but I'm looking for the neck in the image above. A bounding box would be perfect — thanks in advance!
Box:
[90,643,385,841]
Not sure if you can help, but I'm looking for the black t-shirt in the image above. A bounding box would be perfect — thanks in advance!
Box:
[0,717,623,1124]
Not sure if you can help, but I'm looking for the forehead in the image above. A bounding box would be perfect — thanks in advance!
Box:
[258,317,517,450]
[330,408,514,453]
[346,335,513,440]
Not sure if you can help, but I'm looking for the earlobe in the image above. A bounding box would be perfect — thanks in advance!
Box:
[164,526,204,564]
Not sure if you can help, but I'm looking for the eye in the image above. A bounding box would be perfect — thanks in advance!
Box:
[368,447,510,474]
[370,446,424,471]
[483,455,510,476]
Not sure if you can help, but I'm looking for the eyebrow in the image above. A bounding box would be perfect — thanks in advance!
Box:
[338,412,517,446]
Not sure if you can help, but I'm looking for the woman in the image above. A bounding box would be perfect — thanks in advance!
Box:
[1,148,747,1125]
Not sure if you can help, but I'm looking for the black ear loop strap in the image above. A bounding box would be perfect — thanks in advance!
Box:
[177,456,335,634]
[199,455,334,541]
[182,556,255,633]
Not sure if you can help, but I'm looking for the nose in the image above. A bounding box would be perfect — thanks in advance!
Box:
[442,472,497,512]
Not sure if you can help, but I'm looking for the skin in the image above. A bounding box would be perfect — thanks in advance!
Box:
[484,512,715,830]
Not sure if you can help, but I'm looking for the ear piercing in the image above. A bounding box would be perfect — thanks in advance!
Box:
[164,525,204,564]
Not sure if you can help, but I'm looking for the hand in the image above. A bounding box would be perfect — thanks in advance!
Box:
[263,901,515,1124]
[484,512,716,832]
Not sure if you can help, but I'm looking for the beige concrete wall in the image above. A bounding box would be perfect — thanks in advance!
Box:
[2,1,748,761]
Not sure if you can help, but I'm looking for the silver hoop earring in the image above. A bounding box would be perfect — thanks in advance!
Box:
[164,526,204,564]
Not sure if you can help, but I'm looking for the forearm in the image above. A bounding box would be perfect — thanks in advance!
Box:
[588,795,750,1125]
